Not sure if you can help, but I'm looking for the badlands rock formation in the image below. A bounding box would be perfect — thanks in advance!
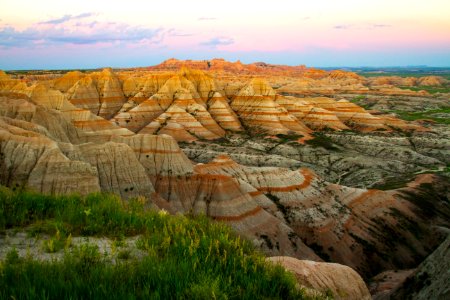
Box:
[231,78,312,138]
[1,61,449,296]
[268,256,371,299]
[192,155,450,278]
[367,75,448,87]
[1,86,447,278]
[148,58,308,76]
[65,68,126,119]
[0,92,318,261]
[1,65,427,143]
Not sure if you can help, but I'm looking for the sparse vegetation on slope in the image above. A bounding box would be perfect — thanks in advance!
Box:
[398,85,450,94]
[305,133,340,151]
[392,107,450,124]
[0,186,314,299]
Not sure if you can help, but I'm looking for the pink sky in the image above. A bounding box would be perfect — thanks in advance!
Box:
[0,0,449,69]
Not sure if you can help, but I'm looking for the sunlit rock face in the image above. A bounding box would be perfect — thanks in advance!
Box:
[230,78,312,139]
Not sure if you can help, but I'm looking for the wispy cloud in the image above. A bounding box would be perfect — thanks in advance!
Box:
[371,24,392,28]
[198,17,217,21]
[39,13,96,25]
[167,28,194,37]
[334,23,392,30]
[0,19,164,47]
[334,25,353,30]
[200,36,234,48]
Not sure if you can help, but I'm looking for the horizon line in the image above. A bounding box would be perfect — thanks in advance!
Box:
[3,62,450,72]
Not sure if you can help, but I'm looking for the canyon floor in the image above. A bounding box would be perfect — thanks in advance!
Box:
[1,59,449,299]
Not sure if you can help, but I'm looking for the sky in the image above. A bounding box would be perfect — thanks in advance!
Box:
[0,0,449,69]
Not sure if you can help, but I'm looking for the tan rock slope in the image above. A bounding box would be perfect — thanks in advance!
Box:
[231,78,312,138]
[276,96,349,130]
[367,75,448,87]
[65,68,126,119]
[0,102,100,195]
[112,70,241,141]
[268,256,371,300]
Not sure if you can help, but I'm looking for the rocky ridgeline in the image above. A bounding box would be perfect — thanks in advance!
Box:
[0,67,430,143]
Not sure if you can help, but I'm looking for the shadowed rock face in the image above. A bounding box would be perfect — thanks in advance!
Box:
[389,235,450,300]
[370,235,450,300]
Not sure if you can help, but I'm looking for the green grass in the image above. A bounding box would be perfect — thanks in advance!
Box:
[391,108,450,125]
[0,186,315,299]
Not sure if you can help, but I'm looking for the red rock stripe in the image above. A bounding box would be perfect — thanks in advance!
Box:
[256,169,314,192]
[213,206,263,221]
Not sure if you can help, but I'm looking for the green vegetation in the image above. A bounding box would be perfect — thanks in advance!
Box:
[398,85,450,94]
[305,133,340,151]
[349,95,371,109]
[356,72,450,80]
[391,107,450,125]
[0,186,314,299]
[371,175,415,191]
[275,133,304,143]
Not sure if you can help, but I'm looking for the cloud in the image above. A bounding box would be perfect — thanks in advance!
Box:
[39,13,96,25]
[334,23,392,30]
[334,25,352,30]
[75,21,98,28]
[198,17,217,21]
[167,28,194,37]
[0,20,164,47]
[371,24,392,28]
[200,36,234,48]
